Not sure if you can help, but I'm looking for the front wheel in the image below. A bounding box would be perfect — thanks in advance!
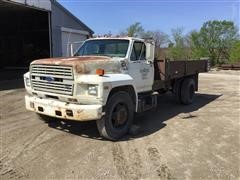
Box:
[96,91,134,140]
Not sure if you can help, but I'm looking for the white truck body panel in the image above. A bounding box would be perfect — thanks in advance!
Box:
[24,37,155,121]
[25,95,102,121]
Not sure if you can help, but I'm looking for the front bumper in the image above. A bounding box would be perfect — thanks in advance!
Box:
[25,95,103,121]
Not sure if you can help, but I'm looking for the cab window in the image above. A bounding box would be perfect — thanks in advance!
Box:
[75,39,129,58]
[130,42,146,61]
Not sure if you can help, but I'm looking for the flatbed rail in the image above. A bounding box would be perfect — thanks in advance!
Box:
[154,59,209,81]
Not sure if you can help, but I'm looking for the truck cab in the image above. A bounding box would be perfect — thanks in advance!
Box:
[24,37,208,140]
[73,37,155,93]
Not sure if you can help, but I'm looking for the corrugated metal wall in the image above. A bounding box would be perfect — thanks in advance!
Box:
[9,0,51,10]
[2,0,93,58]
[51,2,92,57]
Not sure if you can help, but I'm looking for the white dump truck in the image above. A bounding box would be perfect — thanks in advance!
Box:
[24,37,208,140]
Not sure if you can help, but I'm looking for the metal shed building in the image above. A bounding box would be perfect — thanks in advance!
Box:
[0,0,93,75]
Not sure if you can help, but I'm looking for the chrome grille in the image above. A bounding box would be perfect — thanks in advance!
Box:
[30,65,74,95]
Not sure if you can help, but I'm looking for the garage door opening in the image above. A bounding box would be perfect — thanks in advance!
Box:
[0,1,50,81]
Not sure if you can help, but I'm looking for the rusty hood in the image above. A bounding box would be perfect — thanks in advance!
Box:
[31,56,122,74]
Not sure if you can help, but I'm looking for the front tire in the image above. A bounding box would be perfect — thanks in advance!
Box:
[96,91,134,140]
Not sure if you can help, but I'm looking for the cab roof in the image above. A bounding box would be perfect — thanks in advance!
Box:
[87,37,146,42]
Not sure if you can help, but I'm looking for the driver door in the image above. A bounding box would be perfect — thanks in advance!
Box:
[128,41,154,92]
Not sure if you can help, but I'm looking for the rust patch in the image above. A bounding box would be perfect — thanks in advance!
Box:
[31,56,111,66]
[75,64,85,74]
[31,56,121,74]
[75,109,93,120]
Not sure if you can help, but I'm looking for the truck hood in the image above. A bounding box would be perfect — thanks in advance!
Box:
[31,56,122,74]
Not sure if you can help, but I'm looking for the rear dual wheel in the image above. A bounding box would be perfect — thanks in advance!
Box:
[96,91,134,140]
[181,78,195,105]
[174,78,195,105]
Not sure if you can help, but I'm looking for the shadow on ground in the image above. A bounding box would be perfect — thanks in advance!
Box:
[0,69,27,91]
[0,79,25,91]
[43,93,221,141]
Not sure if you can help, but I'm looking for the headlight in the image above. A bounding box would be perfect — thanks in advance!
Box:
[88,85,98,96]
[76,84,98,96]
[25,77,30,87]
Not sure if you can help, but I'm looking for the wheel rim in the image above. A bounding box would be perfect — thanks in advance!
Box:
[111,103,128,128]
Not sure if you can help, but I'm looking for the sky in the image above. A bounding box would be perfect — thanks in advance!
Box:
[58,0,240,35]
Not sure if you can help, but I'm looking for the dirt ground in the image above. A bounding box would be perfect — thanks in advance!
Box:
[0,70,239,179]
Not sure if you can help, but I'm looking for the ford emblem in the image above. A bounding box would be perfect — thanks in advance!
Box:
[46,76,54,82]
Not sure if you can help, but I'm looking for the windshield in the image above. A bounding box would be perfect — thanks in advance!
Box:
[74,39,129,58]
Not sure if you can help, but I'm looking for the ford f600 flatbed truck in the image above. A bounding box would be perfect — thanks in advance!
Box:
[24,37,208,140]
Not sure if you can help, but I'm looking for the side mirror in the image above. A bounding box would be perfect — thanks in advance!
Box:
[146,42,155,61]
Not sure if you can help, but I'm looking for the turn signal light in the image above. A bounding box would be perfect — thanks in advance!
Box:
[96,69,105,76]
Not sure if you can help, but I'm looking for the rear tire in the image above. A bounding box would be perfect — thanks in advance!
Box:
[180,78,195,105]
[96,91,134,140]
[173,79,183,103]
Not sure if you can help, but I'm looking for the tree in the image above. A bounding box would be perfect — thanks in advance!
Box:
[189,30,209,59]
[167,28,191,60]
[104,31,112,37]
[229,40,240,63]
[142,30,170,59]
[142,30,169,47]
[128,22,144,37]
[121,22,144,37]
[190,20,239,65]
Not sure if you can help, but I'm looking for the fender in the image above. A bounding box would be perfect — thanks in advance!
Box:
[76,74,138,111]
